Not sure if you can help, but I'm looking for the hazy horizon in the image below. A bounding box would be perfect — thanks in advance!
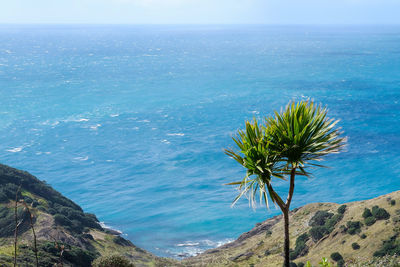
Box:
[2,0,400,25]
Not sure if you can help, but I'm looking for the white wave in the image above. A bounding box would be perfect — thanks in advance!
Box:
[176,242,200,247]
[138,119,150,123]
[110,114,119,117]
[41,120,60,126]
[161,139,170,144]
[99,222,123,234]
[90,124,102,130]
[36,151,51,155]
[6,147,23,153]
[167,133,184,136]
[73,118,89,122]
[74,156,89,161]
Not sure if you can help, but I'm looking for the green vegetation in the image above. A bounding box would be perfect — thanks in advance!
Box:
[362,208,372,218]
[308,210,343,241]
[361,233,367,239]
[372,205,390,220]
[0,206,30,237]
[0,164,178,267]
[351,242,360,250]
[337,205,347,214]
[225,101,346,267]
[330,252,343,262]
[0,164,101,236]
[373,234,400,257]
[362,205,390,227]
[345,221,362,235]
[364,216,376,226]
[290,233,309,260]
[309,211,333,227]
[92,255,134,267]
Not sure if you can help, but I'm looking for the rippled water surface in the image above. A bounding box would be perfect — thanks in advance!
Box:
[0,25,399,257]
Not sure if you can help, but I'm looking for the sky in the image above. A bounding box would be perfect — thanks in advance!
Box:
[1,0,400,24]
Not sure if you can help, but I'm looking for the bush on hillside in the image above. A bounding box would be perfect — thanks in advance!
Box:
[362,208,372,218]
[309,226,329,242]
[373,234,400,257]
[361,233,367,239]
[364,216,376,226]
[346,221,362,235]
[309,211,334,227]
[92,255,134,267]
[63,246,97,267]
[337,205,347,214]
[325,214,344,232]
[372,206,390,220]
[352,242,360,250]
[331,252,343,262]
[289,233,309,260]
[0,205,31,237]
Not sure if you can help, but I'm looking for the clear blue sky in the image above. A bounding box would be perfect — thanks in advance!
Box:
[2,0,400,24]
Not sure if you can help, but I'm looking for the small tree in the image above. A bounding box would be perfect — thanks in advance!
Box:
[225,101,346,267]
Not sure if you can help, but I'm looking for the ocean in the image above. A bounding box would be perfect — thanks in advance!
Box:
[0,25,399,258]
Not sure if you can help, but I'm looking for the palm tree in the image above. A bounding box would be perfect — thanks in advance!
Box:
[225,101,346,267]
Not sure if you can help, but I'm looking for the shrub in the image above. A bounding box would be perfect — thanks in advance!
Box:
[373,234,400,257]
[346,221,362,235]
[331,252,343,262]
[290,233,309,260]
[92,255,134,267]
[337,205,347,214]
[352,242,360,250]
[362,208,372,218]
[289,262,297,267]
[309,226,329,242]
[337,259,345,267]
[372,207,390,220]
[0,206,30,237]
[54,214,71,226]
[361,233,367,239]
[325,214,343,232]
[390,200,396,206]
[0,191,8,202]
[364,216,376,226]
[297,263,305,267]
[309,211,333,227]
[63,246,97,267]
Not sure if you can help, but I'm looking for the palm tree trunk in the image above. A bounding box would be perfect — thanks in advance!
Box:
[283,209,290,267]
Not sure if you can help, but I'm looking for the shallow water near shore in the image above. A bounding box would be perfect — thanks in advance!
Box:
[0,25,399,258]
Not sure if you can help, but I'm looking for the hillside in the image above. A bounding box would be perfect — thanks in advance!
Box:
[1,163,400,267]
[184,191,400,266]
[0,164,179,267]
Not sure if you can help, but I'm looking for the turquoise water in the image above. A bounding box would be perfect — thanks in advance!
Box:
[0,25,399,258]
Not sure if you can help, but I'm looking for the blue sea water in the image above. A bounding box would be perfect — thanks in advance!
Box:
[0,25,399,258]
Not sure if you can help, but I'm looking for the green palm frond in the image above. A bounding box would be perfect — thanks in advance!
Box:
[224,119,283,209]
[266,101,346,171]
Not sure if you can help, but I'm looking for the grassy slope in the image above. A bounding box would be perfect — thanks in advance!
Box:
[184,191,400,267]
[0,164,179,267]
